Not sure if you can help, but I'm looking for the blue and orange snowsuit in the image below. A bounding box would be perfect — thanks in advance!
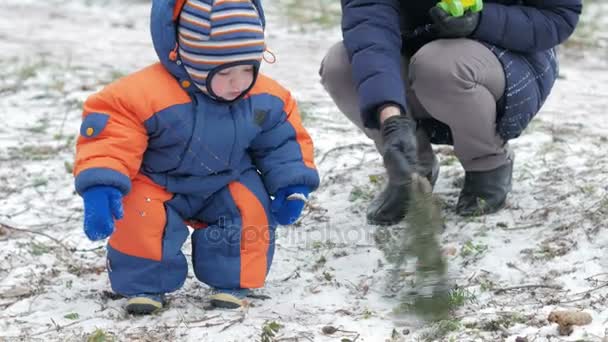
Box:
[73,0,320,296]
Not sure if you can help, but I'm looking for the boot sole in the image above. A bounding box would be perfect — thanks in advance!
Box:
[456,197,507,217]
[126,297,162,315]
[209,293,245,309]
[366,216,405,226]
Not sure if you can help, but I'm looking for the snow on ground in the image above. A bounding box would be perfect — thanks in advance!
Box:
[0,1,607,341]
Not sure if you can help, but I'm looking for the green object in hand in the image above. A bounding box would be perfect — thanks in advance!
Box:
[436,0,483,17]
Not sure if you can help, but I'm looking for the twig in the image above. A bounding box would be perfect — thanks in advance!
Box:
[506,262,528,276]
[354,244,376,248]
[247,293,271,300]
[282,269,301,282]
[72,245,105,253]
[338,329,358,334]
[164,321,226,329]
[569,281,608,297]
[320,150,372,186]
[552,282,608,305]
[585,273,608,281]
[169,313,223,332]
[276,332,315,342]
[301,201,326,213]
[220,313,246,332]
[498,222,543,231]
[0,220,71,253]
[582,193,608,213]
[334,309,353,316]
[494,284,563,295]
[318,143,372,165]
[29,317,95,336]
[273,334,314,342]
[0,299,20,309]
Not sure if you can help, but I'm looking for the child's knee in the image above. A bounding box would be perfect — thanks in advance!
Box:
[191,221,274,289]
[109,179,176,261]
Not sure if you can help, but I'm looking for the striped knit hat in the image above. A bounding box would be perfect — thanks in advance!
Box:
[177,0,265,99]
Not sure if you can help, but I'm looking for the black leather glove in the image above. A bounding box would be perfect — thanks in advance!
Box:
[429,6,480,39]
[381,115,418,185]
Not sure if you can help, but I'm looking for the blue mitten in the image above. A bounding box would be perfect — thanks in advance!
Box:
[82,186,124,241]
[271,185,310,225]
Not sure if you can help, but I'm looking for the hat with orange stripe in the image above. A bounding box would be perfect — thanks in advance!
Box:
[177,0,265,100]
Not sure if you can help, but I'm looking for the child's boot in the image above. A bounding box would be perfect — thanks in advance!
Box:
[125,293,165,315]
[209,288,251,309]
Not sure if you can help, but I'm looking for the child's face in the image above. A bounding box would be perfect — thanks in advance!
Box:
[210,64,255,101]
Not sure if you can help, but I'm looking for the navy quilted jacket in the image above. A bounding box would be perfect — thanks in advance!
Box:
[341,0,582,143]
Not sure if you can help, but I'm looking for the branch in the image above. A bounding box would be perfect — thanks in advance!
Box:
[552,282,608,305]
[0,220,72,253]
[30,317,95,337]
[220,313,246,332]
[494,284,563,295]
[318,143,373,165]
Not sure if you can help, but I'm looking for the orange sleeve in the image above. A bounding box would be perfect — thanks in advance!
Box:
[247,74,320,194]
[281,89,316,170]
[74,63,191,194]
[75,90,149,177]
[249,74,316,169]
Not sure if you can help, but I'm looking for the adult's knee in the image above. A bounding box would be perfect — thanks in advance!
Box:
[409,39,507,130]
[409,39,477,93]
[319,41,352,92]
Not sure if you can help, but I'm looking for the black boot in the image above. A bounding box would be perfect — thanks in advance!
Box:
[366,155,440,226]
[456,157,513,217]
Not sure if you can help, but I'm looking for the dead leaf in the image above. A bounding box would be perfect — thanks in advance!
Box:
[0,286,35,299]
[547,310,592,336]
[442,246,458,256]
[322,326,338,335]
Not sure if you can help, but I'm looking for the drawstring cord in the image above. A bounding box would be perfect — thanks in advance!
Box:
[263,45,276,64]
[169,43,179,62]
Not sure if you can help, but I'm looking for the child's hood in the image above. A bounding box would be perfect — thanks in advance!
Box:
[150,0,266,93]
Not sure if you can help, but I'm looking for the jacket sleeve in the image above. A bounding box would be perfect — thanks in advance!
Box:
[472,0,582,53]
[73,88,148,195]
[249,77,320,195]
[341,0,405,129]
